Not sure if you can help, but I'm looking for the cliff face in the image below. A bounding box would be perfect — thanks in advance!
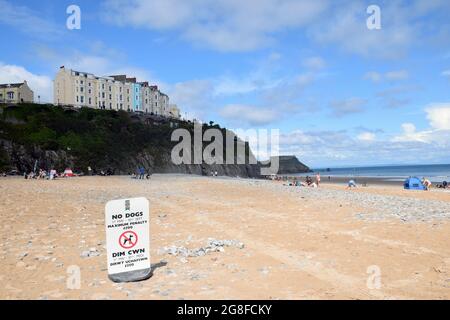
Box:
[0,139,260,177]
[0,104,260,178]
[270,155,311,174]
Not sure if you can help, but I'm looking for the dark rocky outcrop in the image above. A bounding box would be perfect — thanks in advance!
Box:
[266,155,311,174]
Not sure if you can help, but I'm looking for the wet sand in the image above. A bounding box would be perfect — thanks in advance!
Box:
[0,175,449,300]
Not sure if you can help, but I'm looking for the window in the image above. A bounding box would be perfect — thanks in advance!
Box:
[76,96,79,102]
[102,92,105,99]
[80,87,84,93]
[7,92,14,99]
[102,84,105,90]
[89,98,92,104]
[80,80,84,85]
[88,89,91,94]
[109,86,112,92]
[120,95,122,101]
[109,94,112,100]
[80,96,84,103]
[88,82,91,87]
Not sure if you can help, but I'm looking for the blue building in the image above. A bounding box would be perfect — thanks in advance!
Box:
[132,83,141,111]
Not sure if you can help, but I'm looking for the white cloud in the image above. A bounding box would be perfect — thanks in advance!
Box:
[442,70,450,77]
[213,73,282,97]
[364,70,409,83]
[426,104,450,130]
[0,0,63,40]
[308,2,414,59]
[385,70,409,81]
[101,0,450,56]
[402,123,417,135]
[364,71,382,83]
[357,132,376,141]
[0,63,53,103]
[102,0,329,52]
[374,84,420,109]
[276,124,450,167]
[219,104,279,126]
[166,79,214,121]
[329,98,367,117]
[392,123,431,143]
[302,56,326,70]
[391,104,450,145]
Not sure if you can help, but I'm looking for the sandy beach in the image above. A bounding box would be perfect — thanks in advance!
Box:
[1,174,449,300]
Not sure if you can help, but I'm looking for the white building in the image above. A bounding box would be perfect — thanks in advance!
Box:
[54,66,178,118]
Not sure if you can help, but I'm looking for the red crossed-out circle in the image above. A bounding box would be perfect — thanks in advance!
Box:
[119,231,138,249]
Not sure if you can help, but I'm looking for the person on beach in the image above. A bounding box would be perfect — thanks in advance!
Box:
[347,180,357,189]
[138,167,145,179]
[49,169,56,180]
[315,173,321,187]
[422,177,432,190]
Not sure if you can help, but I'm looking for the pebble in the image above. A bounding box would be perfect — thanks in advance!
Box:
[159,239,245,258]
[18,252,28,260]
[259,267,270,275]
[81,248,100,258]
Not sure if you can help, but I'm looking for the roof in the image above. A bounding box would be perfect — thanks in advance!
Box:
[0,83,25,89]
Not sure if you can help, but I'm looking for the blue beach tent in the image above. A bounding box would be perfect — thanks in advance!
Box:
[404,177,426,190]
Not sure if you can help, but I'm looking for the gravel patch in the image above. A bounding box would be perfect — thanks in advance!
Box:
[158,239,245,258]
[262,182,450,222]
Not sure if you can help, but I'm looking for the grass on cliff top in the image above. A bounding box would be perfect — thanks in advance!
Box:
[0,103,250,172]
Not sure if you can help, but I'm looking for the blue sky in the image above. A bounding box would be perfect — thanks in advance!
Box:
[1,0,450,167]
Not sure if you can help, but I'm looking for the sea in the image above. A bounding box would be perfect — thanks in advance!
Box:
[293,164,450,183]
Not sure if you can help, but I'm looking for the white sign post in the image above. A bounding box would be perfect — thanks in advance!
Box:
[105,197,151,282]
